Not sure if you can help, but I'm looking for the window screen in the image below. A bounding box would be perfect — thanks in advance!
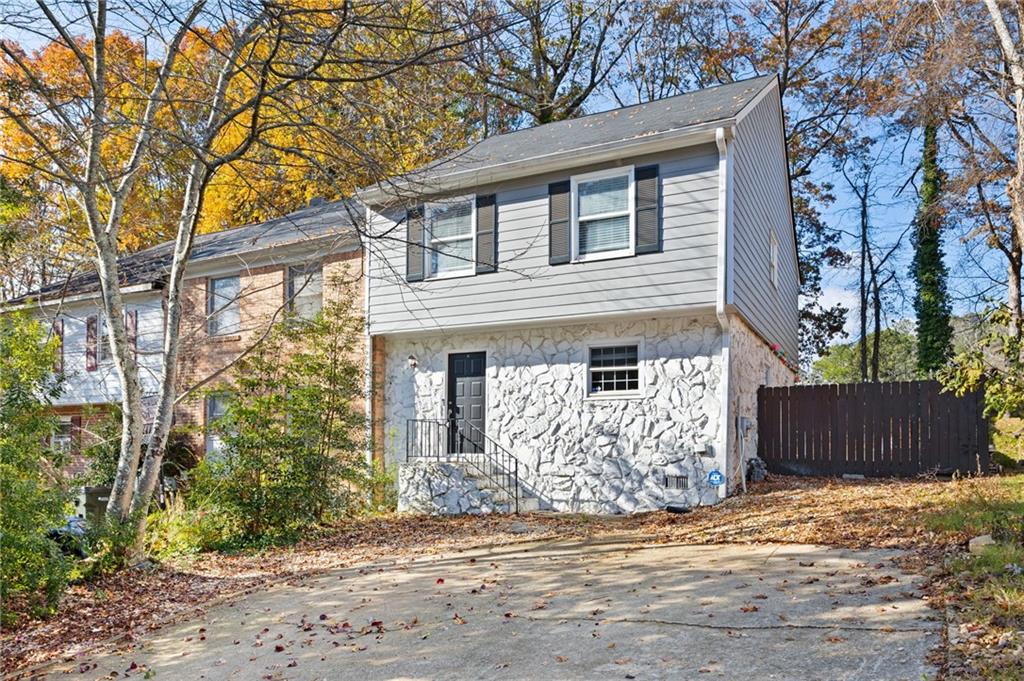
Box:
[208,276,241,335]
[205,394,231,457]
[427,198,474,276]
[577,174,630,256]
[588,344,639,395]
[287,264,323,319]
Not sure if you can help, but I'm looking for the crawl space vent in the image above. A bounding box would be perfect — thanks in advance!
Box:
[664,474,688,490]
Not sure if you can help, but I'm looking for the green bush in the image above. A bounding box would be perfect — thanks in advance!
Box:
[0,313,71,624]
[189,298,368,546]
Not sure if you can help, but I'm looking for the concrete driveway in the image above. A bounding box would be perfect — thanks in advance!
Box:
[50,536,941,680]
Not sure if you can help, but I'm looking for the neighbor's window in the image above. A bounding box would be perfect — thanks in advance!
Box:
[588,344,640,396]
[769,230,779,289]
[574,168,633,259]
[205,393,231,456]
[287,264,323,319]
[208,275,241,335]
[426,197,474,277]
[51,420,74,455]
[99,317,112,363]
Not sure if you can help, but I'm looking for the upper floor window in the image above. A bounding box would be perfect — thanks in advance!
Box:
[208,275,241,336]
[769,230,779,289]
[587,343,640,396]
[426,197,474,278]
[573,167,634,261]
[287,264,323,319]
[99,317,112,363]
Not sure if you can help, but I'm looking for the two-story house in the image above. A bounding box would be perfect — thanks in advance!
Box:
[362,75,799,514]
[8,200,361,468]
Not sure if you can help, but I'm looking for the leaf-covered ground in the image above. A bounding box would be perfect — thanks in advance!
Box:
[2,474,1020,677]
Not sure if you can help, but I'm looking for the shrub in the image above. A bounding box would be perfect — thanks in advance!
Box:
[0,313,71,624]
[194,298,368,544]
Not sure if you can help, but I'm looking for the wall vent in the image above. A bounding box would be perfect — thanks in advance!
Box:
[664,474,689,490]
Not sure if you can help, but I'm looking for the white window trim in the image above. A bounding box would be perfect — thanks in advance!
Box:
[570,165,635,263]
[583,337,645,401]
[424,195,476,280]
[769,230,780,290]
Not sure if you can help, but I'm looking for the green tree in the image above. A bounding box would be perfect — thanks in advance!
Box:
[813,323,918,383]
[941,305,1024,419]
[195,297,367,544]
[0,313,70,624]
[912,122,953,375]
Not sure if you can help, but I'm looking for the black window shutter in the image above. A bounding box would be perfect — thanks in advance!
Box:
[475,194,498,274]
[635,165,661,254]
[548,180,571,265]
[406,205,425,282]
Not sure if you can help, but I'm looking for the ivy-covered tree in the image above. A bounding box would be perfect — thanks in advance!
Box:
[911,122,953,375]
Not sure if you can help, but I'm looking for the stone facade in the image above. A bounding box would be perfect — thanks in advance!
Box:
[726,315,796,491]
[385,315,728,514]
[397,461,498,515]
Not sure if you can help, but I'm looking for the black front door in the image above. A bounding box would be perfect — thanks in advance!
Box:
[447,352,486,453]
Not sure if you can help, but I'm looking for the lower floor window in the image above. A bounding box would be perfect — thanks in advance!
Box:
[588,344,639,395]
[205,394,231,457]
[51,420,74,454]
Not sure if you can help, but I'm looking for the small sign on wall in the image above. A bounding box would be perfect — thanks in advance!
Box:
[708,469,725,486]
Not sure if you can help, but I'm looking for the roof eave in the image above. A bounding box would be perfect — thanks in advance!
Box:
[3,281,163,312]
[357,119,730,207]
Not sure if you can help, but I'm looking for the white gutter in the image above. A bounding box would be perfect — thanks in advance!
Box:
[358,123,725,205]
[714,126,736,501]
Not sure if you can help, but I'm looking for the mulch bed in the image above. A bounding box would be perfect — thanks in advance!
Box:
[0,475,1010,677]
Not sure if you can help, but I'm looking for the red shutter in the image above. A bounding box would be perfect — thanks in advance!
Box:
[53,318,64,373]
[85,316,98,371]
[126,309,138,358]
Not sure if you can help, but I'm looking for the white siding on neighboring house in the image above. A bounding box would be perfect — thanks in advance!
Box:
[46,294,165,406]
[730,87,800,360]
[367,144,721,335]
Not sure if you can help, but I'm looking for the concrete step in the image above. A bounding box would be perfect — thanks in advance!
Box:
[461,469,541,513]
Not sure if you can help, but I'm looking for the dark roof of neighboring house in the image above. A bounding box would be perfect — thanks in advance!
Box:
[8,199,359,305]
[362,75,776,198]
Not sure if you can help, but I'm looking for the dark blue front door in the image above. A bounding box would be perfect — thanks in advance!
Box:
[448,352,485,453]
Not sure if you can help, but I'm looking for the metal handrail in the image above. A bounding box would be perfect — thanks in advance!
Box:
[406,418,520,514]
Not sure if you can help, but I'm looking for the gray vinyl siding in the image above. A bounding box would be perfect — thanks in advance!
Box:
[730,88,800,359]
[367,144,720,334]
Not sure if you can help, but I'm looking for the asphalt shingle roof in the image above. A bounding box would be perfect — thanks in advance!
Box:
[9,199,358,304]
[400,75,776,183]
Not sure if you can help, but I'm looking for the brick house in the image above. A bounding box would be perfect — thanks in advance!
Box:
[7,200,361,467]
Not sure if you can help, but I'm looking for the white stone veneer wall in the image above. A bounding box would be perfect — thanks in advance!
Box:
[383,315,727,513]
[726,315,796,491]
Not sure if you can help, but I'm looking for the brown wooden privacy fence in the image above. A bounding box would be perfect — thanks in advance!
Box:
[757,380,988,478]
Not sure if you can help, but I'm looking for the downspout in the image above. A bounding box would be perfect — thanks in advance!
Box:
[714,126,735,501]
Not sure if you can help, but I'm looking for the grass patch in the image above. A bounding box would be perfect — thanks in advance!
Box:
[923,476,1024,539]
[993,417,1023,468]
